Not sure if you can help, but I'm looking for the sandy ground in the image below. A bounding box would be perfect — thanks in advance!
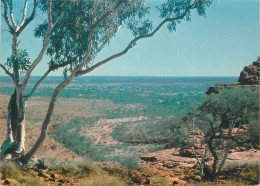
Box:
[0,94,147,162]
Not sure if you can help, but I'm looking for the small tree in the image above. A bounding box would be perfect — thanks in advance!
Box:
[1,0,213,164]
[188,88,259,181]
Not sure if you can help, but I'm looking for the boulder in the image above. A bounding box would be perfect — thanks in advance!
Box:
[194,175,202,181]
[179,148,194,158]
[38,172,53,180]
[144,178,153,185]
[4,178,20,185]
[140,153,157,162]
[166,177,187,185]
[51,173,61,181]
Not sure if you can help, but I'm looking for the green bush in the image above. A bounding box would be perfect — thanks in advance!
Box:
[169,117,190,148]
[169,87,259,181]
[200,87,259,129]
[106,155,141,170]
[200,88,259,147]
[248,117,260,148]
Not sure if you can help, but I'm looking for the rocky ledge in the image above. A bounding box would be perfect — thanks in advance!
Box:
[140,147,260,169]
[238,60,260,85]
[206,60,259,95]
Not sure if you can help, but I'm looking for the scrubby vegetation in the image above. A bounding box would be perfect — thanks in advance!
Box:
[111,118,173,144]
[0,160,126,185]
[0,161,46,185]
[51,118,99,158]
[171,87,259,181]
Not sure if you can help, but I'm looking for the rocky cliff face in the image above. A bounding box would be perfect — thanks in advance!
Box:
[206,60,260,95]
[238,60,260,85]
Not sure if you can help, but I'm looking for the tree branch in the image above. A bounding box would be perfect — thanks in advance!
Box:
[0,64,14,81]
[217,120,234,174]
[24,59,73,102]
[2,0,15,34]
[16,0,37,35]
[52,10,64,27]
[76,4,194,77]
[17,0,29,29]
[7,1,17,29]
[21,1,125,163]
[21,0,53,91]
[24,69,51,102]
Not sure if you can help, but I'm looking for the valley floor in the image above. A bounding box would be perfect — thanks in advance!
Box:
[0,94,259,185]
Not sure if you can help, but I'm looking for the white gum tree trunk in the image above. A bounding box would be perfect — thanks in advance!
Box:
[0,89,26,158]
[14,87,26,154]
[1,95,15,158]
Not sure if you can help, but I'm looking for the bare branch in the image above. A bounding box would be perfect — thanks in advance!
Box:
[76,4,194,77]
[16,0,37,36]
[7,1,17,29]
[18,0,29,29]
[48,0,53,26]
[2,0,15,34]
[21,0,53,90]
[0,64,14,81]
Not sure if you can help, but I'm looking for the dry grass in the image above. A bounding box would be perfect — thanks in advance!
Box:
[57,159,126,185]
[0,160,46,185]
[1,159,125,185]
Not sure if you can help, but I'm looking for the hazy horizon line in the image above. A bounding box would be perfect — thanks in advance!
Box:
[0,75,238,78]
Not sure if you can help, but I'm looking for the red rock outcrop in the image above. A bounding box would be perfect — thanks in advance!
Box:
[238,60,260,85]
[206,59,259,94]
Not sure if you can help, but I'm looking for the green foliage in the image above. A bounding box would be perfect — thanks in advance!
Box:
[35,0,151,76]
[106,155,141,170]
[239,164,259,185]
[34,0,213,77]
[111,118,173,144]
[198,88,259,148]
[200,88,259,128]
[248,117,260,148]
[51,119,99,158]
[158,0,213,31]
[169,118,190,147]
[5,49,31,75]
[178,87,260,180]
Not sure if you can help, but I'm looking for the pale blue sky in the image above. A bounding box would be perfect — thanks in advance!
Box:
[1,0,259,77]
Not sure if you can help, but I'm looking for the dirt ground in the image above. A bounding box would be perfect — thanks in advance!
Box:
[1,94,259,168]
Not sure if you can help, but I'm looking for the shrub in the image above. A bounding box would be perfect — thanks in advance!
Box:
[168,117,190,148]
[58,159,125,185]
[106,155,141,170]
[173,87,259,181]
